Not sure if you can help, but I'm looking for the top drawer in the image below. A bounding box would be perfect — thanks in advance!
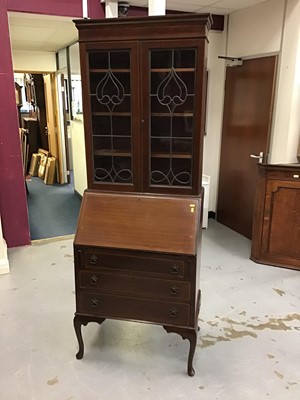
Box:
[75,247,192,280]
[259,164,300,181]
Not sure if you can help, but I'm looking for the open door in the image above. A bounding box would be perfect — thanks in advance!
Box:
[57,74,71,184]
[217,56,277,239]
[44,73,71,184]
[44,73,62,182]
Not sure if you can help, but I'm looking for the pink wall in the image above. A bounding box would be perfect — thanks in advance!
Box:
[0,0,104,247]
[8,0,105,18]
[7,0,83,17]
[0,2,29,248]
[88,0,105,19]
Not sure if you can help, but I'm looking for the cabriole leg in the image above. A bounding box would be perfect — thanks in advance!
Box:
[73,315,84,359]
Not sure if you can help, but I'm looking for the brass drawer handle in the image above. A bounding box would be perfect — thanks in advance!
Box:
[170,286,179,296]
[170,308,179,318]
[89,255,98,265]
[170,265,179,275]
[90,275,99,285]
[91,298,100,308]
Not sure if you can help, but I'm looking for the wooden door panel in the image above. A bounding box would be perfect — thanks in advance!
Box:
[140,39,206,195]
[217,56,277,239]
[80,41,141,192]
[44,73,62,182]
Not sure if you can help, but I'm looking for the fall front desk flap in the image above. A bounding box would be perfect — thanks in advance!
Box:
[74,191,202,255]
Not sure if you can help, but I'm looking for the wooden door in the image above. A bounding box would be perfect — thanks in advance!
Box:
[33,74,48,150]
[58,74,71,184]
[217,56,277,239]
[44,73,61,181]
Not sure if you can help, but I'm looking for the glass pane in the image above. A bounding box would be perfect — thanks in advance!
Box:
[94,156,133,183]
[151,49,195,69]
[149,48,197,188]
[151,138,170,154]
[69,43,83,119]
[58,49,67,70]
[93,136,132,154]
[150,158,192,187]
[89,51,108,69]
[172,138,193,155]
[110,51,130,69]
[90,72,131,94]
[151,72,195,94]
[88,49,133,184]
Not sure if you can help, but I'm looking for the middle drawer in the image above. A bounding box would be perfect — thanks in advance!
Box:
[79,270,191,301]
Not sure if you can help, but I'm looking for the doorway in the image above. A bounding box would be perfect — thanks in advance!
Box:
[217,56,278,239]
[15,71,81,240]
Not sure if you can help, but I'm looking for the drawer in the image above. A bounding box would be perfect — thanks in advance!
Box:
[78,248,189,280]
[79,271,191,301]
[79,292,190,326]
[261,166,300,181]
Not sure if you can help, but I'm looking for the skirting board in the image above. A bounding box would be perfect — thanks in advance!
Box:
[0,259,10,274]
[0,239,10,274]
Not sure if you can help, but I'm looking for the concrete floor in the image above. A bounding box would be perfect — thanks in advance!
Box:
[1,220,299,400]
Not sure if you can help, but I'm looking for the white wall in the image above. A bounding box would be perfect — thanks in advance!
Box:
[203,29,227,212]
[12,49,56,72]
[205,1,285,211]
[204,0,300,212]
[226,0,300,165]
[270,0,300,163]
[227,0,284,57]
[70,116,87,196]
[0,214,9,275]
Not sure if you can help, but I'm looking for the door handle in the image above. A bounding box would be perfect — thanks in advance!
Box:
[250,151,264,163]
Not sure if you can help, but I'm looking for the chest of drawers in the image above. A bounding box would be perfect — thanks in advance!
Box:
[73,191,202,376]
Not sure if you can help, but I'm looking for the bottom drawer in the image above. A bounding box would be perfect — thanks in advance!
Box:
[79,292,190,327]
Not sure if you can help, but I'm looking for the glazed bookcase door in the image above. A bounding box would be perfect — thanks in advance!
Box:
[140,39,206,195]
[81,42,140,191]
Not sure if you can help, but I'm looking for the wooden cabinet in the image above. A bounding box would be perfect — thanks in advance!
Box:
[74,14,211,195]
[74,191,202,376]
[251,164,300,270]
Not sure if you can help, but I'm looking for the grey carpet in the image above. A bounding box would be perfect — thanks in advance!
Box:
[26,175,81,240]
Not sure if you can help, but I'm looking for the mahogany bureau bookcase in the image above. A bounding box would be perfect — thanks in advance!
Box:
[73,13,212,376]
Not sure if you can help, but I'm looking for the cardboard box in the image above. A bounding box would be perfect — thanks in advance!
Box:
[28,153,41,176]
[44,157,56,185]
[37,148,49,179]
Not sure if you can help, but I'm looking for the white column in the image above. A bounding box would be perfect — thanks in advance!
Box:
[105,0,118,18]
[148,0,166,16]
[0,214,9,275]
[270,0,300,163]
[82,0,88,18]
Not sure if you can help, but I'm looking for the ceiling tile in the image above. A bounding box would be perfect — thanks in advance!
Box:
[195,5,235,14]
[212,0,268,11]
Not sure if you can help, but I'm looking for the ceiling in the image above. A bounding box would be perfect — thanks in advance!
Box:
[131,0,269,14]
[8,13,79,52]
[8,0,269,52]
